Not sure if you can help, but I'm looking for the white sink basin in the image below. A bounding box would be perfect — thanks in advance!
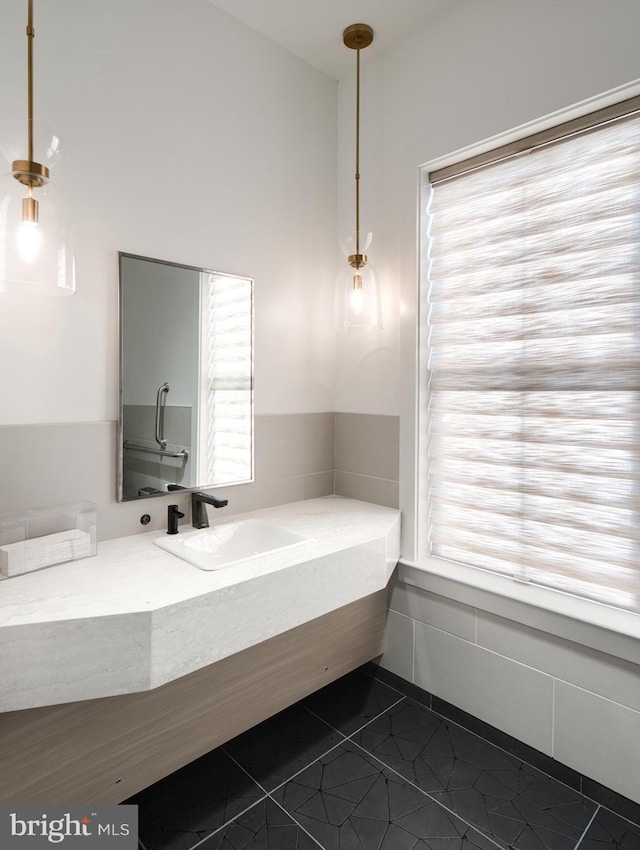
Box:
[154,518,311,571]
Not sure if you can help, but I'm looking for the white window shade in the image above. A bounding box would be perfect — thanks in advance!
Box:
[424,112,640,614]
[200,273,253,486]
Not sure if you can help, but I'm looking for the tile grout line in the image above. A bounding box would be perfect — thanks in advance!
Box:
[185,793,270,850]
[221,747,272,797]
[392,679,603,814]
[268,793,329,850]
[573,804,600,850]
[182,689,409,850]
[370,671,640,834]
[184,751,273,850]
[326,676,639,836]
[252,695,408,800]
[304,693,406,741]
[257,736,346,797]
[346,736,505,850]
[360,665,413,700]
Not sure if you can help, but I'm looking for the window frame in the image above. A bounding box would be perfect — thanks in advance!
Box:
[403,80,640,649]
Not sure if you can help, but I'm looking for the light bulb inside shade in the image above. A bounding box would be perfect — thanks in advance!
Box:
[335,260,382,330]
[0,171,75,295]
[350,273,364,315]
[17,220,42,264]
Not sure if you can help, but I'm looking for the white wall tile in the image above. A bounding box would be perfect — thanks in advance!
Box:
[390,578,476,642]
[554,681,640,804]
[334,413,399,481]
[414,622,554,754]
[379,609,414,681]
[0,422,115,516]
[254,414,334,481]
[302,472,334,500]
[399,562,640,666]
[478,611,640,712]
[334,471,399,509]
[4,417,337,541]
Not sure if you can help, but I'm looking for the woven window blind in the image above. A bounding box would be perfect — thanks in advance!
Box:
[202,273,253,486]
[424,109,640,614]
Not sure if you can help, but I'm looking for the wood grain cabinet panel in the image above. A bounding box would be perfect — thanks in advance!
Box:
[0,589,388,804]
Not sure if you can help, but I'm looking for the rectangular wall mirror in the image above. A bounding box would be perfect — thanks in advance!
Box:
[118,253,253,501]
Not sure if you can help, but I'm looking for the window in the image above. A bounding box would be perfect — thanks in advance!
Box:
[420,97,640,614]
[199,272,253,487]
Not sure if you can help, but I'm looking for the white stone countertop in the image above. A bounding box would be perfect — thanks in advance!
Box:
[0,497,400,713]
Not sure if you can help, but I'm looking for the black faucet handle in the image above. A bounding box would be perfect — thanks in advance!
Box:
[167,504,185,535]
[191,492,229,528]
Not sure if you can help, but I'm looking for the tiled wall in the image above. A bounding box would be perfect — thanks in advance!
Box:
[0,411,397,541]
[381,574,640,806]
[0,414,335,541]
[333,413,399,509]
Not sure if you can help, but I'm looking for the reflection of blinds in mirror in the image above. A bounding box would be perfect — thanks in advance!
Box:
[423,111,640,614]
[203,273,253,486]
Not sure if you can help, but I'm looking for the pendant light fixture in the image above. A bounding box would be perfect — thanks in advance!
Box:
[336,23,381,330]
[0,0,75,295]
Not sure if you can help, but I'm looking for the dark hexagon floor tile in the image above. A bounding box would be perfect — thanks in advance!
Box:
[127,748,264,850]
[352,699,597,850]
[205,797,322,850]
[302,669,403,736]
[579,807,640,850]
[223,702,344,792]
[272,740,499,849]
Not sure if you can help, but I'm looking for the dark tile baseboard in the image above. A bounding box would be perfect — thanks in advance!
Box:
[364,661,640,828]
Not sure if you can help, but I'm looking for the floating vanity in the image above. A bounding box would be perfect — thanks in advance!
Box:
[0,496,399,804]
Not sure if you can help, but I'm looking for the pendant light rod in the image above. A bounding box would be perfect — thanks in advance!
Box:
[343,23,373,267]
[26,0,35,165]
[355,44,360,257]
[13,0,48,191]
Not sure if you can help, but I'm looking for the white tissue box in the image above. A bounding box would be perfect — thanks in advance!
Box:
[0,501,97,579]
[0,529,93,577]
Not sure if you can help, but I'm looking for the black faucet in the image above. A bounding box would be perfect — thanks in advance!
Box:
[191,491,228,528]
[167,504,185,535]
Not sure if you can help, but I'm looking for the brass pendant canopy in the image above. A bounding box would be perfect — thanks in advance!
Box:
[342,23,374,50]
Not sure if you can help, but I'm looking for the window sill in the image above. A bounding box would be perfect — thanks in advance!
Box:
[398,555,640,664]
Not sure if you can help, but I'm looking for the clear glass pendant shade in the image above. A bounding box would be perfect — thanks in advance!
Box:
[335,251,382,330]
[0,170,75,295]
[0,121,63,173]
[339,230,373,258]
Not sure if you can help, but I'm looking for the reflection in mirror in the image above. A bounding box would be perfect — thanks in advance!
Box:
[118,253,253,501]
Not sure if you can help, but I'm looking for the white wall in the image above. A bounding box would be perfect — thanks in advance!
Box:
[335,0,640,404]
[0,0,337,425]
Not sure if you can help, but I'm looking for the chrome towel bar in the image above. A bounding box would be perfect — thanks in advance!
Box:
[155,382,170,449]
[124,441,188,461]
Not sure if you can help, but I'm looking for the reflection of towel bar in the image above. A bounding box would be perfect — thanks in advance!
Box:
[155,382,170,449]
[124,441,188,461]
